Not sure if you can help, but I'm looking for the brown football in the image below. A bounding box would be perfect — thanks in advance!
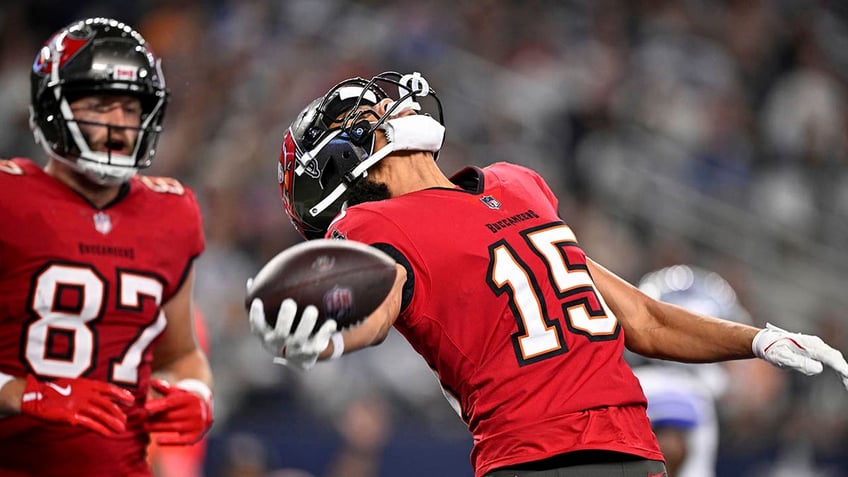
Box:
[245,239,397,332]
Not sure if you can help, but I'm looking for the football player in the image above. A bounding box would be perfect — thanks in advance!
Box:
[249,72,848,477]
[0,18,213,476]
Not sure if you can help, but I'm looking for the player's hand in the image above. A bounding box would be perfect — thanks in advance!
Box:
[753,323,848,390]
[248,297,338,370]
[20,375,134,436]
[144,379,213,445]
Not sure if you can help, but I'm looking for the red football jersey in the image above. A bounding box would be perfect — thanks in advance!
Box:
[0,158,204,477]
[328,162,663,476]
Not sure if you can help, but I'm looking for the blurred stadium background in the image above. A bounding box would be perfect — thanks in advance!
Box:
[3,1,848,475]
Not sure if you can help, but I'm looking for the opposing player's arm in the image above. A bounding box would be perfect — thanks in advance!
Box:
[318,264,407,359]
[587,258,759,362]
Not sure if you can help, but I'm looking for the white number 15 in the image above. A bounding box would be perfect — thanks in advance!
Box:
[488,223,619,365]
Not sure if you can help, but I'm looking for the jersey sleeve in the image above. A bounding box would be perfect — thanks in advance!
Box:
[137,175,206,301]
[491,162,559,211]
[182,185,206,259]
[151,176,205,258]
[532,171,559,211]
[168,184,204,302]
[328,207,421,319]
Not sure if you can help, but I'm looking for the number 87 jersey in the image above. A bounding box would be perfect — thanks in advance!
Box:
[328,162,662,477]
[0,158,204,474]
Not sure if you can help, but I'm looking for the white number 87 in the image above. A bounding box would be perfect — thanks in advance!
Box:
[25,263,166,384]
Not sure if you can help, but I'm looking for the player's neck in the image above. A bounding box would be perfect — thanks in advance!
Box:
[44,159,123,209]
[376,151,454,197]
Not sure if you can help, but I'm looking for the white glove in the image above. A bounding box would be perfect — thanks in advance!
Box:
[248,297,338,371]
[753,322,848,391]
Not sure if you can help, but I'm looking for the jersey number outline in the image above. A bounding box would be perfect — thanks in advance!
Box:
[487,223,619,366]
[24,263,167,384]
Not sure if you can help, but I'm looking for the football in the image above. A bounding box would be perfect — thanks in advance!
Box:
[245,239,397,332]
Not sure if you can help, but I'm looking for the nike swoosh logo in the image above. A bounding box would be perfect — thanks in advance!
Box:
[46,382,72,396]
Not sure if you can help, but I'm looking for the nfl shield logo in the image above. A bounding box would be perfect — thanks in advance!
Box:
[93,212,112,235]
[481,195,501,209]
[323,286,354,322]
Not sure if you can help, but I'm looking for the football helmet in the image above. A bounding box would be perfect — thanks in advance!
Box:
[279,71,445,239]
[638,264,751,324]
[634,264,752,394]
[30,17,169,185]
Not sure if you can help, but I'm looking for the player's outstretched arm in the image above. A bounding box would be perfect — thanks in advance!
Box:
[587,258,758,361]
[0,374,133,436]
[587,259,848,389]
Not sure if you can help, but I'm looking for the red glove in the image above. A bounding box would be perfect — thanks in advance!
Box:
[144,379,213,445]
[20,375,134,436]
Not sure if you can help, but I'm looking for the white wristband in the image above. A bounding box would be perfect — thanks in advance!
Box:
[175,378,213,403]
[329,332,345,360]
[752,327,770,359]
[0,371,15,393]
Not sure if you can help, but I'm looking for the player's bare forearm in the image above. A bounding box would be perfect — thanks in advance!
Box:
[627,301,759,362]
[587,258,758,362]
[327,313,390,359]
[151,348,213,390]
[320,264,407,360]
[150,268,212,389]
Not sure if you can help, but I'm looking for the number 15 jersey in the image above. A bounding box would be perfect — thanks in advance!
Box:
[328,162,662,477]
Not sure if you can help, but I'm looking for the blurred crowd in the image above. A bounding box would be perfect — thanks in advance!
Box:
[2,0,848,475]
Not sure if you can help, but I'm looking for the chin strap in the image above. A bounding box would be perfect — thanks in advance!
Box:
[308,114,445,218]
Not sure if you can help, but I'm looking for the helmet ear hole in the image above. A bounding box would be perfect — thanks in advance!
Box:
[319,159,337,189]
[319,140,367,190]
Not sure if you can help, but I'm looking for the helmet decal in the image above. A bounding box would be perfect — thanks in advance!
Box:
[279,129,297,218]
[32,35,88,77]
